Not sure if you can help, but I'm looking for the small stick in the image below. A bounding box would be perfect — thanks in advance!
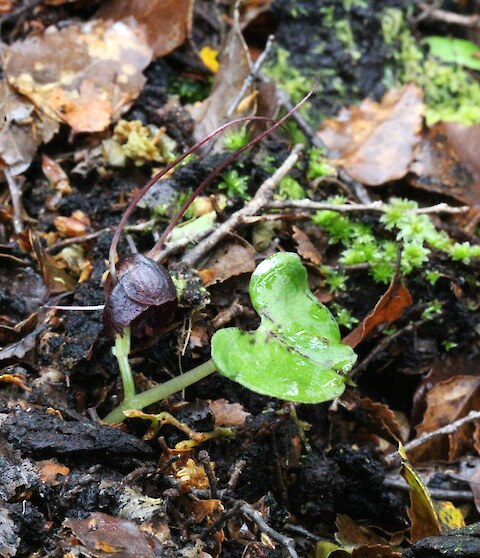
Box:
[401,410,480,456]
[415,2,480,27]
[265,199,471,215]
[181,144,304,266]
[240,503,299,558]
[4,170,24,234]
[383,475,473,501]
[266,81,372,204]
[198,449,219,499]
[227,34,276,118]
[354,317,429,375]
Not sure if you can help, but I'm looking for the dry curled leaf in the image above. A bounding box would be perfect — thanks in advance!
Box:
[412,375,480,462]
[292,225,323,265]
[410,123,480,206]
[4,19,152,133]
[343,276,412,348]
[198,240,256,287]
[64,512,160,558]
[191,7,254,142]
[318,84,424,186]
[208,399,250,427]
[97,0,194,58]
[0,81,59,175]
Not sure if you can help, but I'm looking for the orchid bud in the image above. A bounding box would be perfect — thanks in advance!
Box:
[104,254,177,338]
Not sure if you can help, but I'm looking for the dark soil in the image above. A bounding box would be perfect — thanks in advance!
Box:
[1,1,480,557]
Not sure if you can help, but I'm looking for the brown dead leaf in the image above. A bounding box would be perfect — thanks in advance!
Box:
[292,225,323,265]
[0,0,12,13]
[54,211,91,238]
[0,81,59,175]
[412,375,480,462]
[37,459,70,484]
[352,546,402,558]
[192,499,224,523]
[318,85,424,186]
[4,19,152,133]
[65,512,160,558]
[343,276,412,348]
[191,8,254,142]
[336,514,392,547]
[410,123,480,206]
[97,0,193,58]
[199,240,256,287]
[339,392,406,443]
[208,399,250,427]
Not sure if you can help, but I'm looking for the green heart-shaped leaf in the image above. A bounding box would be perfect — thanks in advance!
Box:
[211,252,357,403]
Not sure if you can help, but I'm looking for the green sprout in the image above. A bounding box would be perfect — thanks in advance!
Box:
[313,197,480,284]
[222,126,250,151]
[278,176,305,200]
[218,169,250,199]
[103,253,357,423]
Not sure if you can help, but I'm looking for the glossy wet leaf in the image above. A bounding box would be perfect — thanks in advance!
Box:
[424,37,480,71]
[211,252,357,403]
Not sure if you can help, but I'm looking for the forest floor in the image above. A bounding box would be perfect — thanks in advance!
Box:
[2,1,480,557]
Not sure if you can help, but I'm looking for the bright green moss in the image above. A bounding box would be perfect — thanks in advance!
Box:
[313,197,480,284]
[382,8,480,125]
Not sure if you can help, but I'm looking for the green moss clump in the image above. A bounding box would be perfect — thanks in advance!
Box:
[313,197,480,284]
[382,8,480,126]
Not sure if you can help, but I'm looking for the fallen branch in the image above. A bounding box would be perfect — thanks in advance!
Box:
[415,2,480,27]
[403,410,480,456]
[181,144,304,266]
[240,503,299,558]
[227,34,275,118]
[265,199,470,215]
[384,475,473,502]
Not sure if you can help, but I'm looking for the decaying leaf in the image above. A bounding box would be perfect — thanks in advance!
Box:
[198,240,256,287]
[339,392,406,443]
[4,18,153,133]
[191,7,254,142]
[208,398,250,427]
[318,85,424,186]
[97,0,193,58]
[0,81,59,175]
[410,123,480,205]
[412,375,480,462]
[293,225,323,265]
[399,443,442,542]
[64,512,160,558]
[343,275,412,348]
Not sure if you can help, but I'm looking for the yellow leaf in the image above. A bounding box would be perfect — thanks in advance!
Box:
[435,501,465,530]
[399,442,441,541]
[200,45,219,73]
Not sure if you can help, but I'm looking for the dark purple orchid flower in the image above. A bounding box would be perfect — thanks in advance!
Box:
[104,254,177,338]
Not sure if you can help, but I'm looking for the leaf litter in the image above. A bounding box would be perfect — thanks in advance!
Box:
[2,1,480,557]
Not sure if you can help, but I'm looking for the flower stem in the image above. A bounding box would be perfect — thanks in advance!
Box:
[103,358,217,424]
[112,328,136,401]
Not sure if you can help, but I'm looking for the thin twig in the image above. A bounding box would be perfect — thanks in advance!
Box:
[240,503,299,558]
[181,144,304,266]
[4,170,24,234]
[383,476,473,502]
[158,227,214,262]
[227,34,276,118]
[265,199,470,215]
[415,2,480,27]
[402,410,480,456]
[264,80,372,204]
[354,317,430,375]
[198,449,219,499]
